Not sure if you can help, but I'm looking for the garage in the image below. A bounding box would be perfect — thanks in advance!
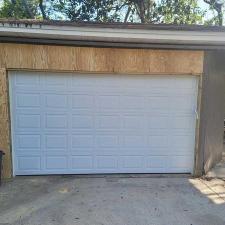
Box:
[10,71,198,175]
[2,20,225,178]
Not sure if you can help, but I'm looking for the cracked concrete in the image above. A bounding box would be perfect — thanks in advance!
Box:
[0,176,225,225]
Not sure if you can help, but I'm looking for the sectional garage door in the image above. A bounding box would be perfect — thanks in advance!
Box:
[10,71,198,175]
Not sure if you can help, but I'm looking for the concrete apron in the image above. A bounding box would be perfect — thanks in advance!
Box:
[0,176,225,225]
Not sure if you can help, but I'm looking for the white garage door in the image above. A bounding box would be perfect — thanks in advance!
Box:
[10,71,198,175]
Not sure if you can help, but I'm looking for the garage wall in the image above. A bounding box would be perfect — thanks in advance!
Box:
[0,43,204,178]
[199,51,225,174]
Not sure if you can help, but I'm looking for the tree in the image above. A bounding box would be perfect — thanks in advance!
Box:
[51,0,119,21]
[120,0,160,23]
[51,0,205,24]
[0,0,48,19]
[158,0,205,24]
[0,0,223,26]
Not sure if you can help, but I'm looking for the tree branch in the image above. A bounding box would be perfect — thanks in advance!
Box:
[39,0,47,20]
[124,6,131,22]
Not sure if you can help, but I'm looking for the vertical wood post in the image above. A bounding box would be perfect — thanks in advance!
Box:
[193,74,204,177]
[0,69,12,178]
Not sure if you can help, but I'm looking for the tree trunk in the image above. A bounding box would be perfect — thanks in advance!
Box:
[217,5,223,25]
[39,0,47,20]
[124,6,131,22]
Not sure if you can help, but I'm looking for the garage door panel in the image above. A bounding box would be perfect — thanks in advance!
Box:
[71,156,93,169]
[148,135,168,147]
[148,116,169,129]
[96,156,118,169]
[97,95,120,110]
[146,156,168,169]
[97,135,119,147]
[17,114,41,129]
[44,74,68,87]
[168,156,193,169]
[45,94,68,109]
[121,96,145,109]
[123,135,146,147]
[171,97,194,111]
[45,114,68,129]
[123,115,143,129]
[10,72,198,175]
[46,156,68,170]
[169,135,194,148]
[16,93,41,108]
[15,73,40,86]
[45,134,68,149]
[121,156,143,169]
[72,95,94,109]
[16,134,41,150]
[72,115,94,129]
[72,135,94,147]
[97,115,121,129]
[171,116,194,130]
[147,97,170,109]
[17,156,41,171]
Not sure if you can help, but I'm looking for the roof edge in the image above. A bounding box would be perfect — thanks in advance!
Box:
[1,19,225,49]
[0,19,225,32]
[0,36,224,50]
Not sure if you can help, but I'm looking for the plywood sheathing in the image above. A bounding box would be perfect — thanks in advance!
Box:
[0,68,11,179]
[0,44,204,75]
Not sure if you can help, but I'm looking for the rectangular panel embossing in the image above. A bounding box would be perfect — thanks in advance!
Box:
[10,72,197,175]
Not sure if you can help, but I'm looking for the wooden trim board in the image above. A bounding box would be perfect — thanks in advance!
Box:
[193,74,203,176]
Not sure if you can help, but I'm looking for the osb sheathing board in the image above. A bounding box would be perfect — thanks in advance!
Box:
[0,43,204,74]
[0,43,204,178]
[0,69,11,179]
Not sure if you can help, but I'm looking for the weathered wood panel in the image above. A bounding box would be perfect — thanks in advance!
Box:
[0,69,11,179]
[0,43,204,74]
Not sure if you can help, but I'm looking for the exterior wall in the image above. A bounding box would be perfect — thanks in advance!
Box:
[0,43,204,178]
[198,51,225,175]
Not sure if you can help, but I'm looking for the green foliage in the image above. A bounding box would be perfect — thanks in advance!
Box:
[51,0,119,21]
[158,0,205,24]
[0,0,39,19]
[0,0,223,25]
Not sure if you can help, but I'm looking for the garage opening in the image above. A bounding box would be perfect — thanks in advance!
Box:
[9,71,198,175]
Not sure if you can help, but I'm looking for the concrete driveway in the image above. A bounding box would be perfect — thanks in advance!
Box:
[0,175,225,225]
